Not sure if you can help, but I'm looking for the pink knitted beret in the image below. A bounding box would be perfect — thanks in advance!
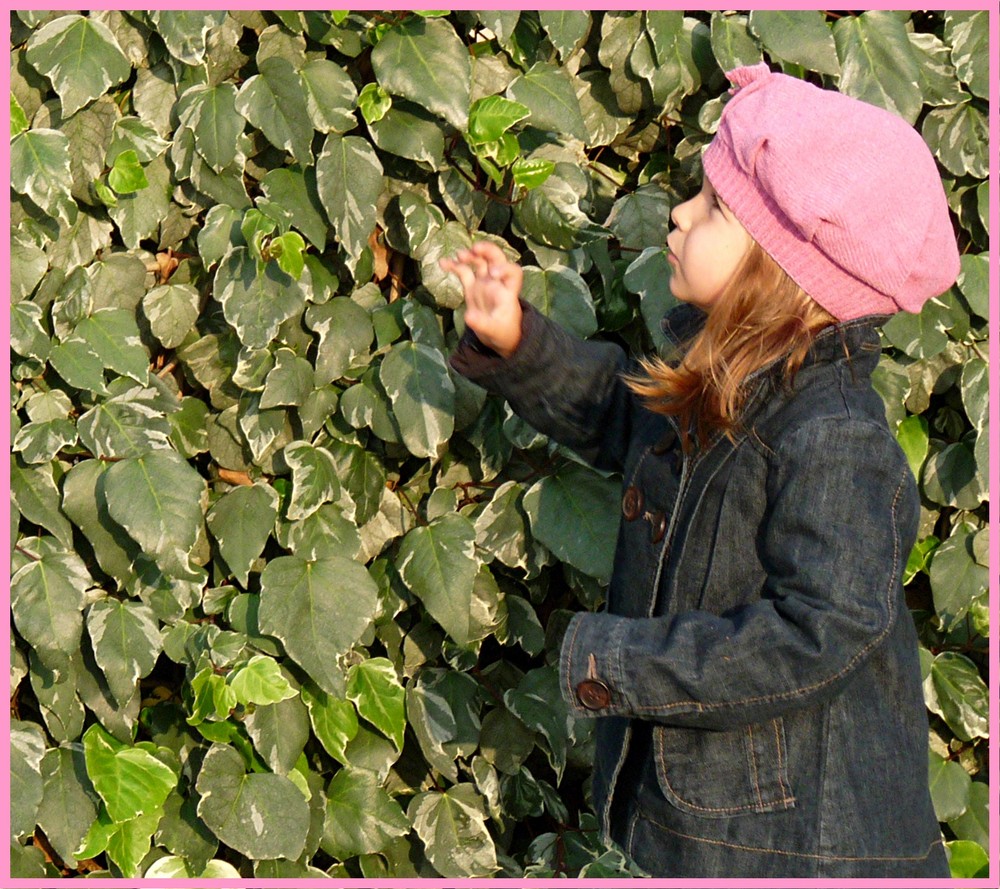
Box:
[702,63,960,320]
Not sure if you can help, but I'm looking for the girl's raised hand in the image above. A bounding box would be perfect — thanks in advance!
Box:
[440,241,523,358]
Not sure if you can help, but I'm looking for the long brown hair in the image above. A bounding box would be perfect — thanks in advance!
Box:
[626,241,837,451]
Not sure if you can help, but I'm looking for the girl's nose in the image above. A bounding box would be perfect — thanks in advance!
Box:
[670,196,694,230]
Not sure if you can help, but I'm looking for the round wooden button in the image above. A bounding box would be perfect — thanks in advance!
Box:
[650,511,667,544]
[576,679,612,710]
[622,485,643,521]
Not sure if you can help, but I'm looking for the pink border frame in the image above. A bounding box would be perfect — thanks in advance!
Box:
[3,3,997,888]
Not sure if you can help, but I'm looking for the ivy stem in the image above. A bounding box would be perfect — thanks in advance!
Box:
[14,544,40,562]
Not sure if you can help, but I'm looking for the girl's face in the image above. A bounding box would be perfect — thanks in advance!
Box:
[665,176,752,311]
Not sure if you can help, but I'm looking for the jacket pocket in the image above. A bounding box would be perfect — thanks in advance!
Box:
[653,718,795,818]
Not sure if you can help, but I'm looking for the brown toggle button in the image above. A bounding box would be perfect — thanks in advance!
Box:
[649,511,667,544]
[576,678,612,710]
[622,485,643,521]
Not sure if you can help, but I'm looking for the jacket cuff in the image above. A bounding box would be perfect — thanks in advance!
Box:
[449,301,548,390]
[559,611,633,717]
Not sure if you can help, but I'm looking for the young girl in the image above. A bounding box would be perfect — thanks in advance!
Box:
[442,64,959,878]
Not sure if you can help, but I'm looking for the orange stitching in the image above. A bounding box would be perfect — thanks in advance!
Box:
[773,718,791,803]
[635,813,943,863]
[563,617,584,707]
[655,731,794,815]
[747,723,764,810]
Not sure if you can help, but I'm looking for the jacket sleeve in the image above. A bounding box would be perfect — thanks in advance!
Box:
[559,418,921,729]
[450,302,640,473]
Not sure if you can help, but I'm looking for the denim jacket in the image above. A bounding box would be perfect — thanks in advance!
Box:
[450,302,947,878]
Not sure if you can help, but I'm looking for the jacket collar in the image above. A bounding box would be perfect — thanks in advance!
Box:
[659,303,888,376]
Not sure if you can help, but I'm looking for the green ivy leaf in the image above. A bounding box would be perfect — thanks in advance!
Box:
[107,149,148,194]
[397,514,480,646]
[206,483,278,586]
[523,465,619,584]
[259,555,378,695]
[520,266,598,340]
[284,440,342,522]
[10,721,46,840]
[108,154,172,250]
[25,14,131,117]
[266,231,307,280]
[236,56,313,166]
[143,283,202,350]
[908,32,966,107]
[77,390,173,460]
[11,462,75,548]
[881,299,951,359]
[11,92,29,136]
[372,16,470,130]
[369,103,448,168]
[302,683,358,765]
[260,166,329,251]
[72,307,150,383]
[148,10,227,65]
[346,658,407,751]
[922,442,984,510]
[107,116,171,165]
[195,743,309,861]
[407,669,482,782]
[924,652,989,742]
[358,82,393,125]
[176,84,244,174]
[506,62,587,141]
[12,418,78,464]
[103,451,206,578]
[321,766,410,860]
[946,840,989,879]
[380,341,455,459]
[300,58,359,133]
[945,10,988,100]
[86,598,162,708]
[539,10,591,61]
[948,780,989,851]
[316,134,384,273]
[748,10,839,75]
[10,128,78,227]
[11,302,52,361]
[468,95,530,145]
[637,12,700,110]
[408,784,498,877]
[511,157,555,191]
[305,297,375,386]
[833,11,923,124]
[144,857,241,879]
[605,183,673,252]
[921,102,989,179]
[82,723,177,822]
[960,357,988,432]
[929,524,988,629]
[956,253,989,319]
[230,655,298,707]
[214,247,310,350]
[36,746,99,868]
[928,749,971,822]
[504,665,571,781]
[11,540,89,657]
[260,349,313,409]
[76,806,163,878]
[710,13,763,72]
[895,415,929,481]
